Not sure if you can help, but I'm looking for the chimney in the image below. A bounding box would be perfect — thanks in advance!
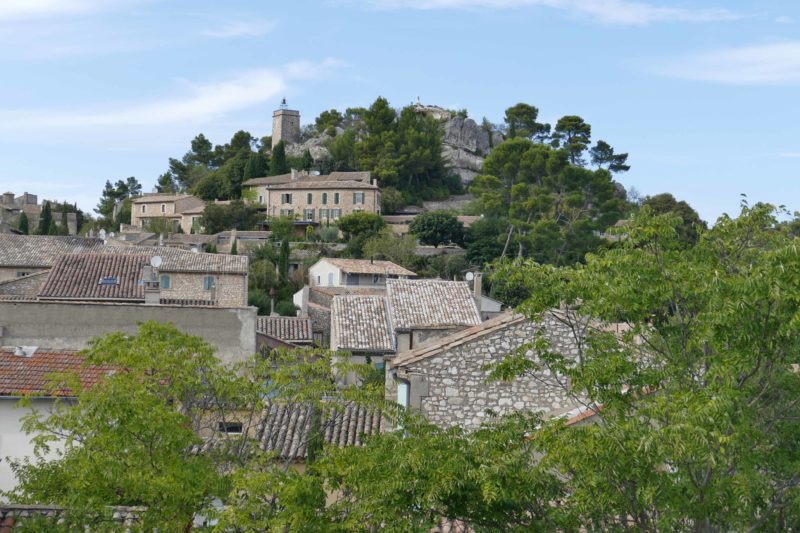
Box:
[14,346,24,356]
[473,272,483,313]
[291,168,299,181]
[142,265,161,305]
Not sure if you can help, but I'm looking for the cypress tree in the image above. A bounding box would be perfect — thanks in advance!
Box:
[38,202,52,235]
[279,238,290,281]
[230,239,238,255]
[18,212,29,235]
[300,149,313,171]
[270,141,289,176]
[60,209,69,235]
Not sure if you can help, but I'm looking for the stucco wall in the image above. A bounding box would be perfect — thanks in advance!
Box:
[0,301,257,364]
[388,315,582,430]
[309,261,342,287]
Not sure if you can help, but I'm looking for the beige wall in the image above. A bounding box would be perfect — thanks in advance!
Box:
[248,186,381,221]
[0,300,257,365]
[159,272,247,308]
[0,268,42,283]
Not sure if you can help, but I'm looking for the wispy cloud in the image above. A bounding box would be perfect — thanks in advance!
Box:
[0,59,343,133]
[202,19,276,38]
[777,152,800,158]
[0,0,140,22]
[357,0,741,25]
[654,42,800,85]
[775,15,794,24]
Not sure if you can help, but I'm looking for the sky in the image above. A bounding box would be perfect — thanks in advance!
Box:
[0,0,798,223]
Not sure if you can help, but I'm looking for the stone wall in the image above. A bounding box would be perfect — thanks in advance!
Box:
[0,268,44,283]
[388,314,582,430]
[0,300,256,364]
[159,272,247,308]
[0,272,48,296]
[259,187,380,221]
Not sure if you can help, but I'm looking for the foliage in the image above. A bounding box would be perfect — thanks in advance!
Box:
[464,216,507,265]
[409,210,464,248]
[200,200,260,234]
[37,201,53,235]
[270,215,295,242]
[504,103,550,142]
[17,212,29,234]
[275,300,299,317]
[470,137,628,265]
[143,217,174,236]
[270,141,289,176]
[423,253,470,281]
[362,228,419,270]
[551,115,592,166]
[319,225,339,242]
[230,239,238,255]
[315,109,343,134]
[337,211,386,239]
[380,186,405,214]
[641,192,707,246]
[95,177,141,229]
[5,322,263,531]
[589,139,630,173]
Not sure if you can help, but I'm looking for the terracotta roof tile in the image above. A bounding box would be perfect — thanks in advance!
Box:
[318,258,416,277]
[0,349,113,397]
[0,235,104,268]
[94,246,248,274]
[331,295,395,352]
[257,401,383,461]
[256,316,313,343]
[387,279,481,330]
[38,254,148,301]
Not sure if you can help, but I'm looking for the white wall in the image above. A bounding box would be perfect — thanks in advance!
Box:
[308,261,341,287]
[0,397,64,496]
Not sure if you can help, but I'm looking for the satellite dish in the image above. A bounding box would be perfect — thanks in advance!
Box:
[150,256,163,268]
[465,272,475,281]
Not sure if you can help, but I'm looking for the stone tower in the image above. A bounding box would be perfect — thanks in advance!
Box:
[272,98,301,149]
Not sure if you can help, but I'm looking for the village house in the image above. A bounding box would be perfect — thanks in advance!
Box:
[330,295,395,365]
[0,234,104,281]
[256,315,315,352]
[130,193,206,233]
[243,170,381,222]
[0,348,113,493]
[0,192,79,236]
[386,310,584,430]
[308,258,416,288]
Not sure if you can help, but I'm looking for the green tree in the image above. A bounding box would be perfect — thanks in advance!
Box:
[270,141,289,176]
[362,228,419,270]
[337,211,386,239]
[551,115,591,166]
[17,212,29,235]
[59,209,69,235]
[504,103,550,142]
[589,139,630,173]
[300,149,314,171]
[278,238,290,281]
[642,192,707,246]
[315,109,344,134]
[379,186,404,214]
[6,322,262,531]
[230,239,238,255]
[156,172,177,193]
[201,200,260,234]
[409,211,464,248]
[464,216,508,265]
[328,128,358,171]
[38,201,53,235]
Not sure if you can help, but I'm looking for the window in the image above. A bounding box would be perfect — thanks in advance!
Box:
[258,195,264,204]
[322,193,328,205]
[316,275,321,285]
[218,421,243,434]
[396,380,409,408]
[281,193,293,204]
[15,271,29,278]
[372,274,385,285]
[280,208,294,217]
[319,208,329,220]
[334,192,340,205]
[353,192,365,204]
[307,193,313,204]
[159,274,171,289]
[331,208,342,219]
[160,203,166,213]
[304,208,315,221]
[203,275,215,290]
[140,204,146,213]
[99,276,118,286]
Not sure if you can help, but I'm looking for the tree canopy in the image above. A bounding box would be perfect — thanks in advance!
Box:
[409,210,464,248]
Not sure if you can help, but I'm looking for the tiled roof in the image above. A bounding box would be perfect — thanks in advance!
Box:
[244,171,371,187]
[387,279,482,330]
[179,204,206,214]
[258,401,383,461]
[266,180,377,190]
[390,311,523,368]
[256,316,313,343]
[242,173,294,186]
[328,171,371,182]
[131,193,195,204]
[95,246,248,274]
[318,258,416,276]
[331,295,395,353]
[38,254,148,301]
[0,349,113,397]
[0,505,142,529]
[0,235,104,268]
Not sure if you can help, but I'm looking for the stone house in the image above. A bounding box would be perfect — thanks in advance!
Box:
[0,192,78,235]
[308,258,415,288]
[130,193,205,233]
[330,295,395,366]
[256,316,315,352]
[0,348,113,492]
[386,311,583,430]
[0,234,104,281]
[243,170,380,222]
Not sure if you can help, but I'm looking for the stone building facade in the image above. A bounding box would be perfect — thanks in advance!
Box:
[272,102,301,148]
[158,271,247,308]
[130,193,205,232]
[387,311,583,430]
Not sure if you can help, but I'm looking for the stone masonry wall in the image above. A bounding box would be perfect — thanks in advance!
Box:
[389,314,582,430]
[159,272,247,307]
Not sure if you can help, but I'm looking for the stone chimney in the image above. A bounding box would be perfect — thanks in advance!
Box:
[142,265,161,305]
[473,272,483,313]
[291,168,299,181]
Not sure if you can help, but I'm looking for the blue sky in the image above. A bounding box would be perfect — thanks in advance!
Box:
[1,0,798,223]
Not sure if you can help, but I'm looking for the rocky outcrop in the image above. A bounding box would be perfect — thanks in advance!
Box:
[284,127,343,161]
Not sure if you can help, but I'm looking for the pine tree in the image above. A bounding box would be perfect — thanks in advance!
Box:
[38,202,53,235]
[18,212,29,235]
